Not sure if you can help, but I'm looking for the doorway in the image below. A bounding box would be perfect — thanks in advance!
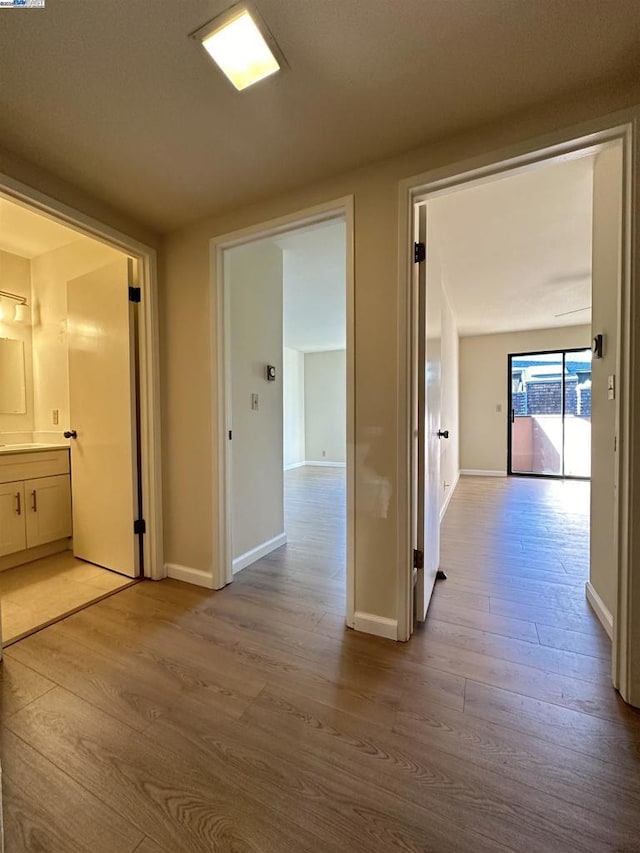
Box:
[508,347,593,478]
[213,198,355,624]
[403,127,632,702]
[0,188,161,645]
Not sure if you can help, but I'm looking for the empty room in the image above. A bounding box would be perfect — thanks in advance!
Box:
[1,2,640,852]
[221,216,349,617]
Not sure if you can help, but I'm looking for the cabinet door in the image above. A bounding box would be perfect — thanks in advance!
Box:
[0,481,26,556]
[25,475,72,548]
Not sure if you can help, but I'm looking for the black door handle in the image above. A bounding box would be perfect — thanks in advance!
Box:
[437,430,449,439]
[64,430,78,439]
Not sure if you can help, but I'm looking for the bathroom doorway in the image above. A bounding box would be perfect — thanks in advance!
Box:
[0,191,159,645]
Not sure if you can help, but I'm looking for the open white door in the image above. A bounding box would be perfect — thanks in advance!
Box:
[67,258,140,578]
[414,203,443,621]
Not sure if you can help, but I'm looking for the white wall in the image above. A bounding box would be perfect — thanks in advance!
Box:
[589,143,622,622]
[229,242,284,561]
[160,79,640,633]
[30,238,122,442]
[0,250,34,441]
[304,349,346,464]
[283,346,305,468]
[459,325,591,473]
[440,289,459,513]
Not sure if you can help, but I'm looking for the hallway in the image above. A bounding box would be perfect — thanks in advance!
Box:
[1,476,639,851]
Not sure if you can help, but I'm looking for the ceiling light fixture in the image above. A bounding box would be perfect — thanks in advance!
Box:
[193,5,283,91]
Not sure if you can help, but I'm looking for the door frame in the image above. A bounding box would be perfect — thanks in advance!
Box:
[507,346,593,480]
[211,196,356,626]
[397,113,638,706]
[0,171,164,580]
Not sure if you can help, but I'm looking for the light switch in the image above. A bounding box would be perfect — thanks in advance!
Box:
[608,375,615,401]
[496,403,502,413]
[251,393,259,411]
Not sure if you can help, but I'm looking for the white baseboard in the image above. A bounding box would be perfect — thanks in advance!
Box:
[460,469,507,477]
[353,611,398,640]
[166,562,219,590]
[284,461,306,470]
[305,460,346,468]
[233,532,287,575]
[440,470,460,522]
[585,581,614,639]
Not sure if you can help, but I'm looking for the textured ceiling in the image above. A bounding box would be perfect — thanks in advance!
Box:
[0,1,639,233]
[429,154,594,336]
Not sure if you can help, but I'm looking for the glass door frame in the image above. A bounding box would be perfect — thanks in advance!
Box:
[507,346,592,481]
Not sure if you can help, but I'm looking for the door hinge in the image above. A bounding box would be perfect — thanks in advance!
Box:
[128,286,141,303]
[414,242,426,264]
[134,518,146,535]
[228,430,232,440]
[413,549,424,569]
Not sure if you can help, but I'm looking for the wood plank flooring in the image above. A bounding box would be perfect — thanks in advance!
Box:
[2,469,640,852]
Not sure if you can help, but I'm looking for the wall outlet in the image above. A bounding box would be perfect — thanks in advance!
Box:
[251,393,259,411]
[52,409,59,425]
[496,403,502,413]
[322,450,326,457]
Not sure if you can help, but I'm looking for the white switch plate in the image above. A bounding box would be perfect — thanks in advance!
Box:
[251,393,259,411]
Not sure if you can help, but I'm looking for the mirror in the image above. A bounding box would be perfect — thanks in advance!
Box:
[0,338,27,414]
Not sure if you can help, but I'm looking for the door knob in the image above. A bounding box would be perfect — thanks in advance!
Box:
[64,430,78,439]
[437,429,449,439]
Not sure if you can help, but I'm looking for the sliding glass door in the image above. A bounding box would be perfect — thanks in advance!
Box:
[508,348,592,479]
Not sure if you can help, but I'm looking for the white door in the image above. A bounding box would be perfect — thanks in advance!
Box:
[414,203,443,621]
[25,475,72,548]
[0,482,26,557]
[67,258,140,577]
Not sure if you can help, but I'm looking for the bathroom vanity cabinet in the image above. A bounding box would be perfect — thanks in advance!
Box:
[0,447,72,560]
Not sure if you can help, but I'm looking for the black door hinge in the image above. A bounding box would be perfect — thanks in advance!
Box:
[413,549,424,569]
[228,430,232,440]
[134,518,146,535]
[414,242,426,263]
[128,286,141,303]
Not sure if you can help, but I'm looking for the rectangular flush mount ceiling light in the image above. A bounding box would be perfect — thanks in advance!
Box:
[196,6,281,91]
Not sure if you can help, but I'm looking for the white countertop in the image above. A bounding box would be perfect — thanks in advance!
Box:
[0,443,69,456]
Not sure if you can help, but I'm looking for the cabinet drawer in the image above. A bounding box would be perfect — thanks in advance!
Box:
[0,450,70,485]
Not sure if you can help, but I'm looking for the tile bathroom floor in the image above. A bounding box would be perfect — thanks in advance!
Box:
[0,551,135,644]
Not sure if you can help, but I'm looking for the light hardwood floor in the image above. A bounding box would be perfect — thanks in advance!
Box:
[1,470,640,852]
[0,551,135,645]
